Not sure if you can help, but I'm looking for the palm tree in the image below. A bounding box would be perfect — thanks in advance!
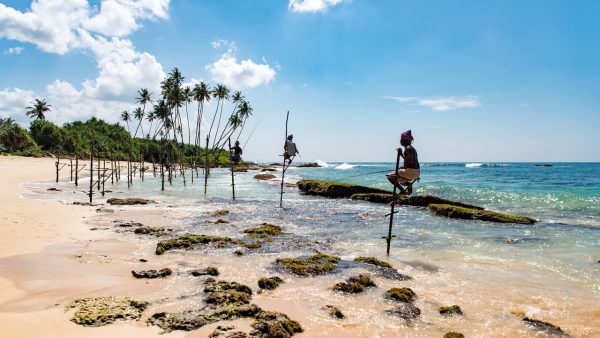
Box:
[215,91,243,145]
[192,82,211,148]
[183,86,192,146]
[135,88,152,138]
[26,99,51,120]
[120,110,131,136]
[133,107,144,138]
[208,84,230,149]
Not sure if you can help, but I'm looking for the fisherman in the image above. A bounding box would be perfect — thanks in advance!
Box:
[284,134,299,165]
[386,130,420,195]
[230,140,243,165]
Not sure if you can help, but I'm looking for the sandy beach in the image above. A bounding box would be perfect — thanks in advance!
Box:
[0,156,599,338]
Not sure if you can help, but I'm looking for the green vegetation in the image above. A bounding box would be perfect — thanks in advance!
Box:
[0,117,41,156]
[427,204,536,224]
[65,296,148,327]
[107,197,155,205]
[243,223,283,238]
[275,253,341,277]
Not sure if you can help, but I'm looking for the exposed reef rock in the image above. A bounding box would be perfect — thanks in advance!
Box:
[204,279,253,306]
[106,198,155,205]
[296,162,321,167]
[324,305,345,319]
[235,240,264,249]
[47,187,61,191]
[439,305,463,316]
[351,193,483,209]
[385,303,421,320]
[155,234,232,255]
[260,168,277,172]
[354,256,392,268]
[258,276,284,290]
[428,204,536,224]
[251,311,303,338]
[386,287,416,303]
[131,268,172,279]
[66,296,148,327]
[297,180,390,198]
[244,223,283,238]
[133,226,171,236]
[333,274,376,293]
[190,266,220,277]
[212,210,230,217]
[275,253,341,277]
[254,174,277,180]
[214,219,230,224]
[443,332,465,338]
[523,317,570,337]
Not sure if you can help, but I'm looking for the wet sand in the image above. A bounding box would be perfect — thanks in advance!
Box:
[0,156,599,337]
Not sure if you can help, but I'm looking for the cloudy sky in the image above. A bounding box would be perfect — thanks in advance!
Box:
[1,0,599,162]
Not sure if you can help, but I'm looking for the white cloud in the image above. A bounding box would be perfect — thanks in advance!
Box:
[3,46,24,55]
[384,95,481,112]
[0,0,169,123]
[0,88,36,124]
[206,52,276,90]
[289,0,348,13]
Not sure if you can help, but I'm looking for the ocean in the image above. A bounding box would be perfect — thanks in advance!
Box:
[25,161,600,336]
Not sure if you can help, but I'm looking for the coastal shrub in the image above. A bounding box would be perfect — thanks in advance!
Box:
[0,118,40,155]
[29,119,64,153]
[428,204,536,224]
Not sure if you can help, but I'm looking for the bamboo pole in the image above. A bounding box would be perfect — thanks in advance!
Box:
[280,111,289,208]
[386,148,402,256]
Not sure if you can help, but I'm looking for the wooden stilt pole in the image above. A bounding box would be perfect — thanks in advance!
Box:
[229,137,235,200]
[101,158,106,196]
[55,153,60,183]
[70,158,73,181]
[386,148,402,256]
[204,136,209,195]
[280,111,289,208]
[89,131,94,204]
[75,155,79,186]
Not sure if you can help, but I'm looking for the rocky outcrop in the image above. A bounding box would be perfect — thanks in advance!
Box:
[351,193,483,209]
[428,204,536,224]
[385,303,421,320]
[106,198,155,205]
[439,305,463,316]
[333,274,376,293]
[131,268,172,279]
[386,287,416,303]
[254,174,277,180]
[324,305,345,319]
[258,276,284,290]
[251,311,303,337]
[155,234,233,255]
[66,296,148,327]
[275,253,341,277]
[523,317,570,337]
[190,266,220,277]
[243,223,283,238]
[297,180,390,198]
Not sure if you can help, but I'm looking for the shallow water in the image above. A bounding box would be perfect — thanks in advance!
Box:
[23,162,600,337]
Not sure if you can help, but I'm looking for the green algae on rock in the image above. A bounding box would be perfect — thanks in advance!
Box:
[428,204,536,224]
[443,332,466,338]
[211,209,230,217]
[258,276,284,290]
[106,198,155,205]
[148,304,261,333]
[214,218,230,224]
[297,180,391,198]
[251,310,303,337]
[243,223,283,238]
[254,173,277,180]
[333,274,376,293]
[350,193,483,209]
[439,305,463,316]
[66,296,148,327]
[275,252,341,277]
[325,305,345,319]
[386,287,416,303]
[155,234,233,255]
[385,302,421,320]
[354,256,392,269]
[133,226,171,236]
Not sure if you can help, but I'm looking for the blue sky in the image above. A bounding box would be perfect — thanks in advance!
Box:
[1,0,599,162]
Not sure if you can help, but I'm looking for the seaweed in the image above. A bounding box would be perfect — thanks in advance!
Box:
[131,268,172,279]
[297,180,390,198]
[251,311,303,338]
[354,256,392,268]
[275,253,341,277]
[428,204,536,224]
[385,287,416,303]
[106,198,155,205]
[443,332,465,338]
[155,234,233,255]
[254,174,277,180]
[243,223,283,238]
[212,210,230,217]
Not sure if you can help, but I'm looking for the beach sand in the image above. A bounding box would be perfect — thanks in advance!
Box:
[1,156,598,338]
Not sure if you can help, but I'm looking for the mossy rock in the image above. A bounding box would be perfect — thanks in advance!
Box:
[428,204,536,224]
[333,274,376,293]
[443,332,465,338]
[254,173,277,180]
[258,276,284,290]
[354,256,392,268]
[251,310,303,337]
[133,226,170,236]
[148,304,261,333]
[275,253,341,277]
[190,266,219,277]
[233,168,248,172]
[385,303,421,320]
[439,305,463,316]
[212,210,230,217]
[325,305,345,319]
[297,180,391,198]
[235,240,263,249]
[106,198,155,205]
[155,234,233,255]
[243,223,283,238]
[131,268,172,279]
[66,296,148,327]
[260,168,277,172]
[204,278,253,305]
[350,193,484,210]
[523,317,569,337]
[386,287,416,303]
[214,218,230,224]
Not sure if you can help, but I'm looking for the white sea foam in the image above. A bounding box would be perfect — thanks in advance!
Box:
[466,163,483,168]
[335,163,357,170]
[315,160,331,168]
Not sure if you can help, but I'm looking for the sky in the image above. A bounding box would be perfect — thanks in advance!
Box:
[1,0,599,162]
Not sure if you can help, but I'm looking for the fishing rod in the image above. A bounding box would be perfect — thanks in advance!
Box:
[242,121,261,150]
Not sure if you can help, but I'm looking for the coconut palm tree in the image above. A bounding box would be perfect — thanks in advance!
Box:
[135,88,152,138]
[208,84,230,149]
[120,110,131,136]
[192,82,211,148]
[133,107,144,138]
[26,99,51,120]
[183,86,192,146]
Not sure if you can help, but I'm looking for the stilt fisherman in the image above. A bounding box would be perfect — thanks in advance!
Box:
[386,130,420,195]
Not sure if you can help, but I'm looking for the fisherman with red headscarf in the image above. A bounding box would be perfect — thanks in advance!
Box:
[386,130,420,195]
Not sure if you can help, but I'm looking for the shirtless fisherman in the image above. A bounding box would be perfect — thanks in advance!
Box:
[386,130,420,195]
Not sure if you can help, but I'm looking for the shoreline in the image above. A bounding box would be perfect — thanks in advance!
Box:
[0,155,599,337]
